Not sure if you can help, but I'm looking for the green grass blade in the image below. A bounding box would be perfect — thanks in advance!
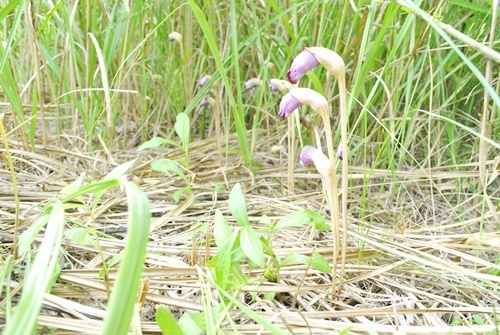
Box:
[3,200,65,335]
[395,0,500,109]
[187,0,251,165]
[101,179,151,335]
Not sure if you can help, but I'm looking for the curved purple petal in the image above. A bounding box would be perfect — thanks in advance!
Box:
[270,82,278,92]
[199,75,211,87]
[286,50,320,84]
[298,145,317,165]
[200,98,209,107]
[244,78,260,90]
[279,93,302,118]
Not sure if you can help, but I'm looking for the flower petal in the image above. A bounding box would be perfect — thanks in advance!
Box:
[279,93,303,118]
[299,145,331,180]
[288,88,329,119]
[298,145,317,165]
[286,50,320,84]
[244,78,261,90]
[198,75,211,87]
[200,98,209,107]
[305,47,345,78]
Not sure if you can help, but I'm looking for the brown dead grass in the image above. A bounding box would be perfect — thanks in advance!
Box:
[1,122,499,334]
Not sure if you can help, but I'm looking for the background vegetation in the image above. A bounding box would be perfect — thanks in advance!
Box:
[0,0,498,334]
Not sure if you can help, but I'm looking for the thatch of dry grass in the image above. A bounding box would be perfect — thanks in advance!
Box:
[1,125,499,334]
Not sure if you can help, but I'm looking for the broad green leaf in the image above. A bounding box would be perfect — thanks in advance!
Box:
[280,252,331,273]
[214,231,238,289]
[228,183,250,227]
[65,228,92,246]
[178,312,205,335]
[151,159,189,184]
[214,210,232,248]
[264,292,276,301]
[240,226,264,268]
[155,305,184,335]
[228,262,248,288]
[259,214,272,226]
[260,237,275,257]
[18,213,49,256]
[175,113,190,153]
[103,159,137,181]
[173,188,185,203]
[310,252,332,273]
[137,136,180,151]
[280,253,309,267]
[177,303,225,335]
[275,209,328,231]
[60,175,83,195]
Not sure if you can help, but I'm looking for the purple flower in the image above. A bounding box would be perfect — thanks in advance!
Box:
[244,78,261,90]
[286,49,320,84]
[298,145,317,165]
[199,75,211,88]
[337,142,344,160]
[200,98,209,107]
[278,93,302,118]
[298,145,331,179]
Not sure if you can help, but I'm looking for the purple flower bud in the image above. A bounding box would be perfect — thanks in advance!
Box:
[286,50,320,84]
[269,78,292,93]
[121,174,134,182]
[199,75,211,88]
[337,142,344,160]
[278,92,302,118]
[200,98,209,107]
[243,78,261,90]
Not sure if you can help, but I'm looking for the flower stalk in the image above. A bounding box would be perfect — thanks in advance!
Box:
[279,88,341,291]
[285,47,350,296]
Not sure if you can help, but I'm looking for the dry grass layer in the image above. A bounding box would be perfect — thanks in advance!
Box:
[1,123,499,335]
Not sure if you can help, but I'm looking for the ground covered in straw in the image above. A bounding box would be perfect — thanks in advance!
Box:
[1,123,499,334]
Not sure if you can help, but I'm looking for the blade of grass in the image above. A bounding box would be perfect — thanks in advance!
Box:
[3,200,65,335]
[101,179,151,335]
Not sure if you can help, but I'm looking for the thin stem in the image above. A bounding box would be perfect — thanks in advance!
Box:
[337,72,349,296]
[287,116,295,193]
[321,113,341,297]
